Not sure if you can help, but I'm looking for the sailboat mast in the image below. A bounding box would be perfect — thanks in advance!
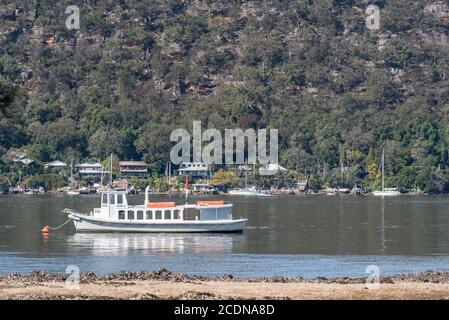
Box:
[109,153,113,188]
[381,147,385,192]
[70,159,74,187]
[340,158,344,184]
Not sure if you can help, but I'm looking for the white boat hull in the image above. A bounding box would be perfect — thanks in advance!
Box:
[68,212,247,233]
[228,190,254,196]
[372,191,401,196]
[228,190,273,197]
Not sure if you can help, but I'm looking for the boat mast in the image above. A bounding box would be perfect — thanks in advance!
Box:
[109,153,113,189]
[185,175,189,204]
[168,161,172,192]
[381,147,385,192]
[340,152,344,185]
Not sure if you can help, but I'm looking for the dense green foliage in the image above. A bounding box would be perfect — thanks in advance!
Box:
[25,173,66,190]
[2,1,449,192]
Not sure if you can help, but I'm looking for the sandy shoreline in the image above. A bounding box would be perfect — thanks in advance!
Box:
[2,269,449,300]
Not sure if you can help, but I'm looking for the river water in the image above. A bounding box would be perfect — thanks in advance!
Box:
[1,194,449,278]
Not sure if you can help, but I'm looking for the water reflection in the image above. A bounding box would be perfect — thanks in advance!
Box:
[380,199,386,252]
[66,233,243,255]
[2,194,449,255]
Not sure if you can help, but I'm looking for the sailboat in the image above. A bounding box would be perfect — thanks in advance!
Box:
[227,169,273,197]
[372,147,401,196]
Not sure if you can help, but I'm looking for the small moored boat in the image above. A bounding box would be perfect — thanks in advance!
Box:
[228,186,273,197]
[372,147,401,197]
[372,188,401,197]
[64,187,247,233]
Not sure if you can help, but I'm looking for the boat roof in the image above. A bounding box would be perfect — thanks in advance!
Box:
[98,190,127,194]
[145,201,232,210]
[186,203,233,209]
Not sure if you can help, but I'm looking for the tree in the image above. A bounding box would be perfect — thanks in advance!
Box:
[210,169,240,188]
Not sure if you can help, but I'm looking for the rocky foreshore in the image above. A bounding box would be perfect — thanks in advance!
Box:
[2,269,449,300]
[3,268,449,284]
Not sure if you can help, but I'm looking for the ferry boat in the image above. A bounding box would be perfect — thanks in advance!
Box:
[64,187,247,233]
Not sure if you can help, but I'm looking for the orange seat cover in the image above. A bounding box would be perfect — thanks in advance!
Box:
[196,201,224,206]
[147,202,176,208]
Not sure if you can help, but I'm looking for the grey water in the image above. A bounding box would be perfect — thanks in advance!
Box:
[1,194,449,279]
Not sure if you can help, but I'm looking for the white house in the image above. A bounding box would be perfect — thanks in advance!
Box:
[44,160,67,173]
[176,162,210,179]
[76,163,104,176]
[259,163,288,176]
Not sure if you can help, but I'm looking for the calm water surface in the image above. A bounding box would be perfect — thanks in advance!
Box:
[1,194,449,278]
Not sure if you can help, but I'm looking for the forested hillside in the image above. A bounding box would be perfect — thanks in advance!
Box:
[2,0,449,192]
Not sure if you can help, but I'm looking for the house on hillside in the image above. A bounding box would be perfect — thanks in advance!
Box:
[11,151,34,167]
[119,161,148,178]
[258,164,288,176]
[44,160,67,174]
[76,163,104,177]
[175,162,210,179]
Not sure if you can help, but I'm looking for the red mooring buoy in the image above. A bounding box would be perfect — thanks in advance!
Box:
[41,226,50,234]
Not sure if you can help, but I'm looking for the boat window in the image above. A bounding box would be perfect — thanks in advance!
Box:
[109,194,115,204]
[200,207,231,220]
[118,210,125,220]
[127,210,134,220]
[145,210,152,220]
[137,210,143,220]
[117,194,123,204]
[155,210,162,220]
[164,210,171,220]
[102,194,108,204]
[174,210,180,219]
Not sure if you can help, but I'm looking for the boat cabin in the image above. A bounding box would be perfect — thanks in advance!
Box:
[92,190,233,222]
[196,204,232,220]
